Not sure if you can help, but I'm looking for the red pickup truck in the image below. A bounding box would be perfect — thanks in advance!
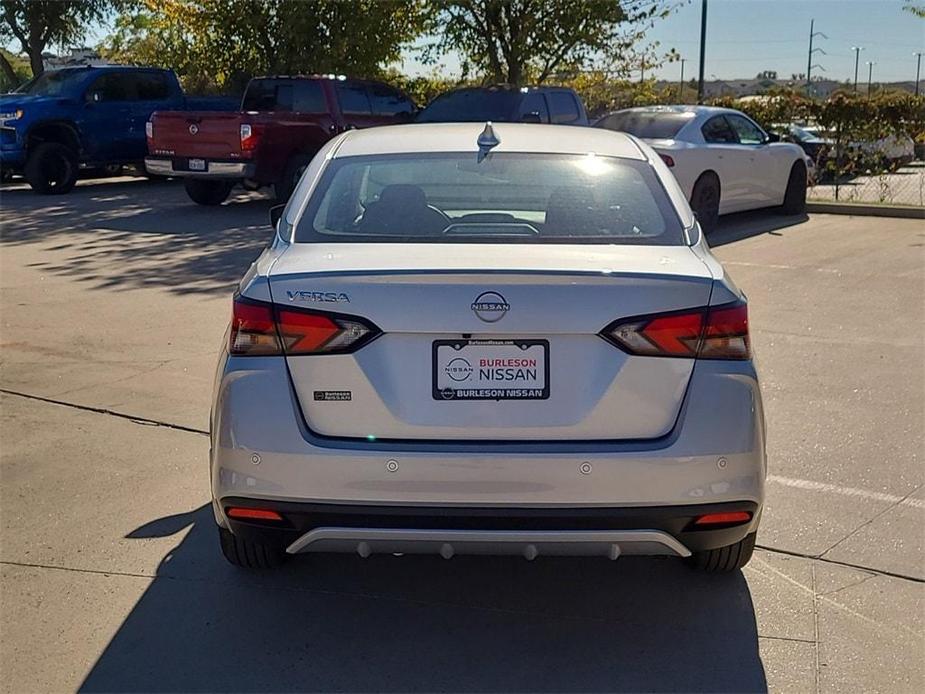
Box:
[145,75,415,205]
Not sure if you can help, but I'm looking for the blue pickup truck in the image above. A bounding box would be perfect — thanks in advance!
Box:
[0,65,235,194]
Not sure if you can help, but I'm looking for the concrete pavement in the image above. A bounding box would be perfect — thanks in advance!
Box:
[1,177,922,692]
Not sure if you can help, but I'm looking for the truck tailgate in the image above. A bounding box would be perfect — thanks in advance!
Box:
[148,111,244,159]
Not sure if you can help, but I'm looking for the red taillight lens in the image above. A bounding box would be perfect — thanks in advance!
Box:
[226,507,284,522]
[658,153,675,167]
[693,511,752,526]
[229,296,378,356]
[603,302,749,360]
[240,123,260,152]
[230,297,281,355]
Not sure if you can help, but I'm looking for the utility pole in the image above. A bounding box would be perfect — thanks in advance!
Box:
[806,19,828,95]
[915,52,923,97]
[697,0,707,103]
[678,58,687,101]
[851,46,864,92]
[866,61,875,95]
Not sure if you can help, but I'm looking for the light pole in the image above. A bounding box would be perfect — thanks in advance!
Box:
[697,0,707,103]
[866,61,876,96]
[851,46,864,92]
[678,58,687,101]
[915,52,923,97]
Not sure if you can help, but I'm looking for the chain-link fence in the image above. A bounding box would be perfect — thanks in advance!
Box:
[808,160,925,207]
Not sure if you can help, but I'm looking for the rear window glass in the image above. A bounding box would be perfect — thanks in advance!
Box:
[416,91,521,122]
[242,79,293,111]
[548,91,581,124]
[597,112,693,139]
[295,153,683,245]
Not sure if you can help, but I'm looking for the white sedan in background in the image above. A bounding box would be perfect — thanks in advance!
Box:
[595,106,807,232]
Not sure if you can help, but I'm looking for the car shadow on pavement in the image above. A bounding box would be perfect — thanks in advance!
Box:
[81,506,767,693]
[708,211,809,248]
[0,178,274,295]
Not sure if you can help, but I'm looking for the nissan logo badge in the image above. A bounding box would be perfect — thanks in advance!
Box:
[471,291,510,322]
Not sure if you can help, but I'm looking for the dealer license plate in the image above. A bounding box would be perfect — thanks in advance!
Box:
[432,339,549,401]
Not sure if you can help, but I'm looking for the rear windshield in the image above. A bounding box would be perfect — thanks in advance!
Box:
[416,91,521,123]
[294,153,684,245]
[596,111,693,139]
[241,79,325,112]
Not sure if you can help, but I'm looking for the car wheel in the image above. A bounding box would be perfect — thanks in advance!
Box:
[688,532,756,572]
[275,154,312,203]
[184,178,234,206]
[690,173,720,234]
[24,142,78,195]
[218,526,286,569]
[779,161,807,215]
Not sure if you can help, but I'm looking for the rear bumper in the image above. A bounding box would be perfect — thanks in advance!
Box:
[144,156,254,178]
[210,353,767,552]
[223,498,760,556]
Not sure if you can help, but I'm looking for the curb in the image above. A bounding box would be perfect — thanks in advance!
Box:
[806,201,925,219]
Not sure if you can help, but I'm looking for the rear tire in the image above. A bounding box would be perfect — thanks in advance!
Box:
[688,532,756,573]
[275,154,312,203]
[24,142,78,194]
[218,526,286,569]
[780,161,807,215]
[690,173,720,234]
[184,178,234,206]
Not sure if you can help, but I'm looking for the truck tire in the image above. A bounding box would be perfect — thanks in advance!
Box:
[275,154,312,203]
[184,178,234,206]
[779,161,807,215]
[218,527,286,569]
[24,142,78,194]
[688,532,756,573]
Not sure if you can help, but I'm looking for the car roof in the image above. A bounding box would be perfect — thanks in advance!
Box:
[613,105,737,117]
[332,122,646,159]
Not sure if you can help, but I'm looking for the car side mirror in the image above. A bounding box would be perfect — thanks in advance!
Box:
[765,132,780,143]
[521,112,542,124]
[269,204,285,230]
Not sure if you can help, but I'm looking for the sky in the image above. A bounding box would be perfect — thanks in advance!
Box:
[10,0,925,85]
[397,0,925,84]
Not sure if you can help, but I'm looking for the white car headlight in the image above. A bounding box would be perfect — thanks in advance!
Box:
[0,109,24,123]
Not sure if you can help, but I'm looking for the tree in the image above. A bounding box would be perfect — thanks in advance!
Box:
[1,1,112,78]
[428,1,677,85]
[0,47,29,90]
[101,0,426,93]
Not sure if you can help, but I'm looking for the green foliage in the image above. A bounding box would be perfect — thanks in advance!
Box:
[1,0,112,76]
[101,0,427,93]
[427,1,677,86]
[0,47,29,91]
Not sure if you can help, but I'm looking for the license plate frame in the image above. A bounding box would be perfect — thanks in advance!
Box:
[188,158,207,172]
[432,339,549,401]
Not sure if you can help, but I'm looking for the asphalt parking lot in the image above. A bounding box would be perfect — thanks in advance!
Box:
[1,176,922,693]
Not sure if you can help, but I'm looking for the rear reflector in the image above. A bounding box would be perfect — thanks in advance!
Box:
[226,507,284,522]
[603,301,750,360]
[229,295,380,356]
[694,511,752,526]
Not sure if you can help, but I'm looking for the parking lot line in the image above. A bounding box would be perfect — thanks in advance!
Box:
[768,474,925,510]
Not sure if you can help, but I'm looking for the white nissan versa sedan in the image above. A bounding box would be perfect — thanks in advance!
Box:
[211,122,766,573]
[595,106,808,232]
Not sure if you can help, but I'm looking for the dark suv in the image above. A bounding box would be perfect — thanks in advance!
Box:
[416,85,588,125]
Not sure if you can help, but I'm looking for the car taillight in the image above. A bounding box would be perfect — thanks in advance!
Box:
[602,302,749,360]
[229,296,379,356]
[230,296,281,355]
[240,123,260,152]
[658,153,675,167]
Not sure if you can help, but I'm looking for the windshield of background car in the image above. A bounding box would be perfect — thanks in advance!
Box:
[416,91,521,122]
[15,69,84,96]
[596,111,693,139]
[294,152,684,245]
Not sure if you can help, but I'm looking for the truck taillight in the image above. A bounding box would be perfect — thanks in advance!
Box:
[229,296,380,356]
[602,302,750,360]
[240,123,260,152]
[145,121,153,139]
